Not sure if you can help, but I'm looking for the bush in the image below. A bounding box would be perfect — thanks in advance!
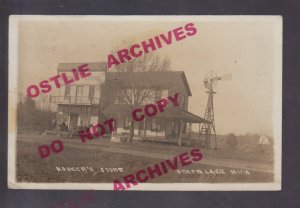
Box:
[226,133,238,149]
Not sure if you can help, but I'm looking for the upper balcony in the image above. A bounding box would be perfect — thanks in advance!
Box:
[50,96,100,105]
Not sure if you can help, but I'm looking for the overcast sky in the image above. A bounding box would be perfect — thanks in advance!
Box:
[14,16,281,135]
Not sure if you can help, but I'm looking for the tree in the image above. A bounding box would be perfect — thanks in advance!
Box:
[24,96,36,108]
[37,94,49,111]
[112,39,171,73]
[114,53,171,72]
[17,96,56,132]
[112,47,171,142]
[225,133,238,149]
[17,97,36,130]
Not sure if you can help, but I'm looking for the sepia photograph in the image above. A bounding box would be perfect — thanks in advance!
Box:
[8,15,282,190]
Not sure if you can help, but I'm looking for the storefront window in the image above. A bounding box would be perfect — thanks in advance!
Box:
[90,115,98,125]
[78,115,90,128]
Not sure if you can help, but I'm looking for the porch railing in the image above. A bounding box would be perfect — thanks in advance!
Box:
[49,96,100,105]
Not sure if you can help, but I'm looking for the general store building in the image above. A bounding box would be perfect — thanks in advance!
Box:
[50,62,209,144]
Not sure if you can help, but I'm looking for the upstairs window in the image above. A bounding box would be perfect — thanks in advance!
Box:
[77,86,83,96]
[182,95,186,109]
[155,90,162,100]
[94,86,101,98]
[65,86,71,97]
[141,89,155,104]
[118,89,128,104]
[162,90,168,98]
[89,86,95,98]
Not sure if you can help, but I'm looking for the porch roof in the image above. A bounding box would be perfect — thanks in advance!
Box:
[103,104,209,124]
[155,107,210,124]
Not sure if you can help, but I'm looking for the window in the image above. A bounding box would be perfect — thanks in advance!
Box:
[70,86,76,96]
[65,86,71,97]
[182,95,186,109]
[83,86,89,96]
[141,90,155,104]
[123,117,131,130]
[77,86,83,96]
[155,90,162,100]
[94,86,101,98]
[162,90,168,98]
[79,115,89,127]
[151,119,161,132]
[118,89,129,104]
[171,121,175,134]
[89,86,95,98]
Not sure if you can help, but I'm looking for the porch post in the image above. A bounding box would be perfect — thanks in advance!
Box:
[189,122,191,139]
[143,118,146,138]
[155,119,158,138]
[88,107,91,127]
[75,86,78,104]
[178,119,182,146]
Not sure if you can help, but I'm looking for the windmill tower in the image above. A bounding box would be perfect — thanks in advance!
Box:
[199,71,232,149]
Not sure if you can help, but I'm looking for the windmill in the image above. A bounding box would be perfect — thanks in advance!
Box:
[199,71,232,149]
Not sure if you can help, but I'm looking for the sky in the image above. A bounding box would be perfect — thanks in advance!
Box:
[14,16,281,135]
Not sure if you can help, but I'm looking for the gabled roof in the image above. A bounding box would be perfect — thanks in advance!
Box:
[105,71,192,96]
[57,62,107,72]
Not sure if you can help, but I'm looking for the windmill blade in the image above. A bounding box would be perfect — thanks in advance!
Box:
[218,73,232,81]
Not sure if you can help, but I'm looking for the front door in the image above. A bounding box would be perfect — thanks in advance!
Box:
[69,114,78,131]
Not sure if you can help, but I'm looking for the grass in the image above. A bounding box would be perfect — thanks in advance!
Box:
[16,132,273,183]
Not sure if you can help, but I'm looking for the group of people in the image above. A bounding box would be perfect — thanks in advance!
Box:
[52,119,68,131]
[51,119,89,131]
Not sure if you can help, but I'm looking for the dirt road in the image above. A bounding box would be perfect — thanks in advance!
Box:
[17,134,273,174]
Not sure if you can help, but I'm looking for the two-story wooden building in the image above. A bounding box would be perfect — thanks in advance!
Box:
[50,62,106,131]
[101,71,209,145]
[50,62,209,145]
